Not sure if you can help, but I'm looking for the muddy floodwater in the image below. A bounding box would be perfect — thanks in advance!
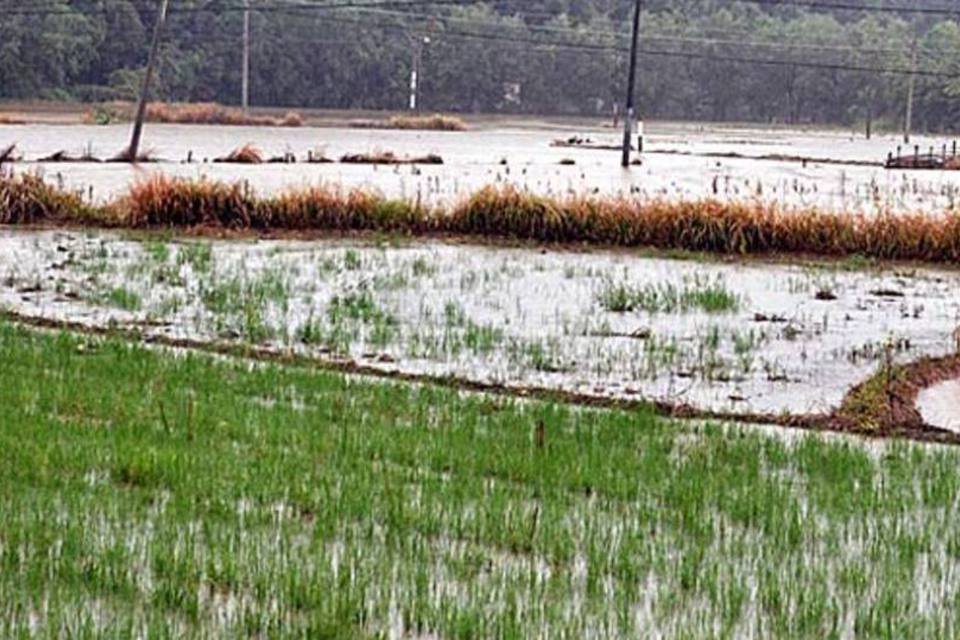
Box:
[2,228,959,418]
[918,380,960,434]
[4,121,960,212]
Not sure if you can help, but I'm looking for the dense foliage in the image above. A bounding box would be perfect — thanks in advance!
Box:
[1,0,958,129]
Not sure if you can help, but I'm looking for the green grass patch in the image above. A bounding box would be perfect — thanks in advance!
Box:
[599,275,742,314]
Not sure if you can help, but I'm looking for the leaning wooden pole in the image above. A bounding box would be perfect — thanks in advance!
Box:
[126,0,170,162]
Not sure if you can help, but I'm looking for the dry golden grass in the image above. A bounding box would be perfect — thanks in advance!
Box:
[0,114,25,125]
[5,175,960,264]
[349,113,467,132]
[215,144,264,164]
[0,171,94,224]
[86,102,304,127]
[387,114,467,131]
[120,175,258,228]
[147,103,304,127]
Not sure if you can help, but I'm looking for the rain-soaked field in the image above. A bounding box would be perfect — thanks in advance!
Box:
[4,120,960,211]
[3,119,960,638]
[2,229,959,418]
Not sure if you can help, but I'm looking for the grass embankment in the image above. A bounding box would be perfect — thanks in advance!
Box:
[6,172,960,263]
[3,321,960,636]
[349,113,467,131]
[842,352,960,432]
[86,102,303,127]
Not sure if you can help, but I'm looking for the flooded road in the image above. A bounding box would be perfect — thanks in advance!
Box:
[3,121,960,213]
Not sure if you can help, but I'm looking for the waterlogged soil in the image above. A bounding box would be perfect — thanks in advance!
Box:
[2,228,959,418]
[917,379,960,434]
[3,122,960,213]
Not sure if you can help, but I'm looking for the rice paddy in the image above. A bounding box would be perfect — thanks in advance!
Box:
[3,320,960,637]
[3,121,960,636]
[2,229,958,420]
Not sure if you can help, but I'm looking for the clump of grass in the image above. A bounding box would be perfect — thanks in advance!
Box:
[349,113,467,131]
[266,185,430,232]
[121,175,258,227]
[276,111,304,127]
[340,151,443,165]
[177,242,213,273]
[215,144,263,164]
[103,286,142,311]
[328,290,393,325]
[0,113,25,125]
[13,179,960,265]
[0,171,94,224]
[388,113,466,131]
[598,276,742,314]
[86,101,304,127]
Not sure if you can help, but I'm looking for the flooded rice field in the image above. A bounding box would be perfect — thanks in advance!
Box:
[3,228,958,418]
[4,121,960,213]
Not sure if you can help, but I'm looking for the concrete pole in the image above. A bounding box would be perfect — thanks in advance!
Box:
[621,0,642,168]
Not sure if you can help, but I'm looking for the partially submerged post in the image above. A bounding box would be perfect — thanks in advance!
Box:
[126,0,170,163]
[621,0,642,168]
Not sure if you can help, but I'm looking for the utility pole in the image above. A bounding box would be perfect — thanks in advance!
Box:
[127,0,170,162]
[242,0,250,112]
[621,0,642,168]
[904,37,917,144]
[409,36,430,112]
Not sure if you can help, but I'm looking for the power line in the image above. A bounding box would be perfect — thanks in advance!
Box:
[6,0,960,81]
[735,0,960,16]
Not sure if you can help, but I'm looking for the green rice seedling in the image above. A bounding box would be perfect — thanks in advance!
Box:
[177,242,214,273]
[103,286,141,311]
[411,256,436,278]
[2,322,960,638]
[598,275,741,314]
[327,290,391,326]
[343,249,362,271]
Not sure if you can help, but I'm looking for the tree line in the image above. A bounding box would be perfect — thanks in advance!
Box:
[1,0,958,131]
